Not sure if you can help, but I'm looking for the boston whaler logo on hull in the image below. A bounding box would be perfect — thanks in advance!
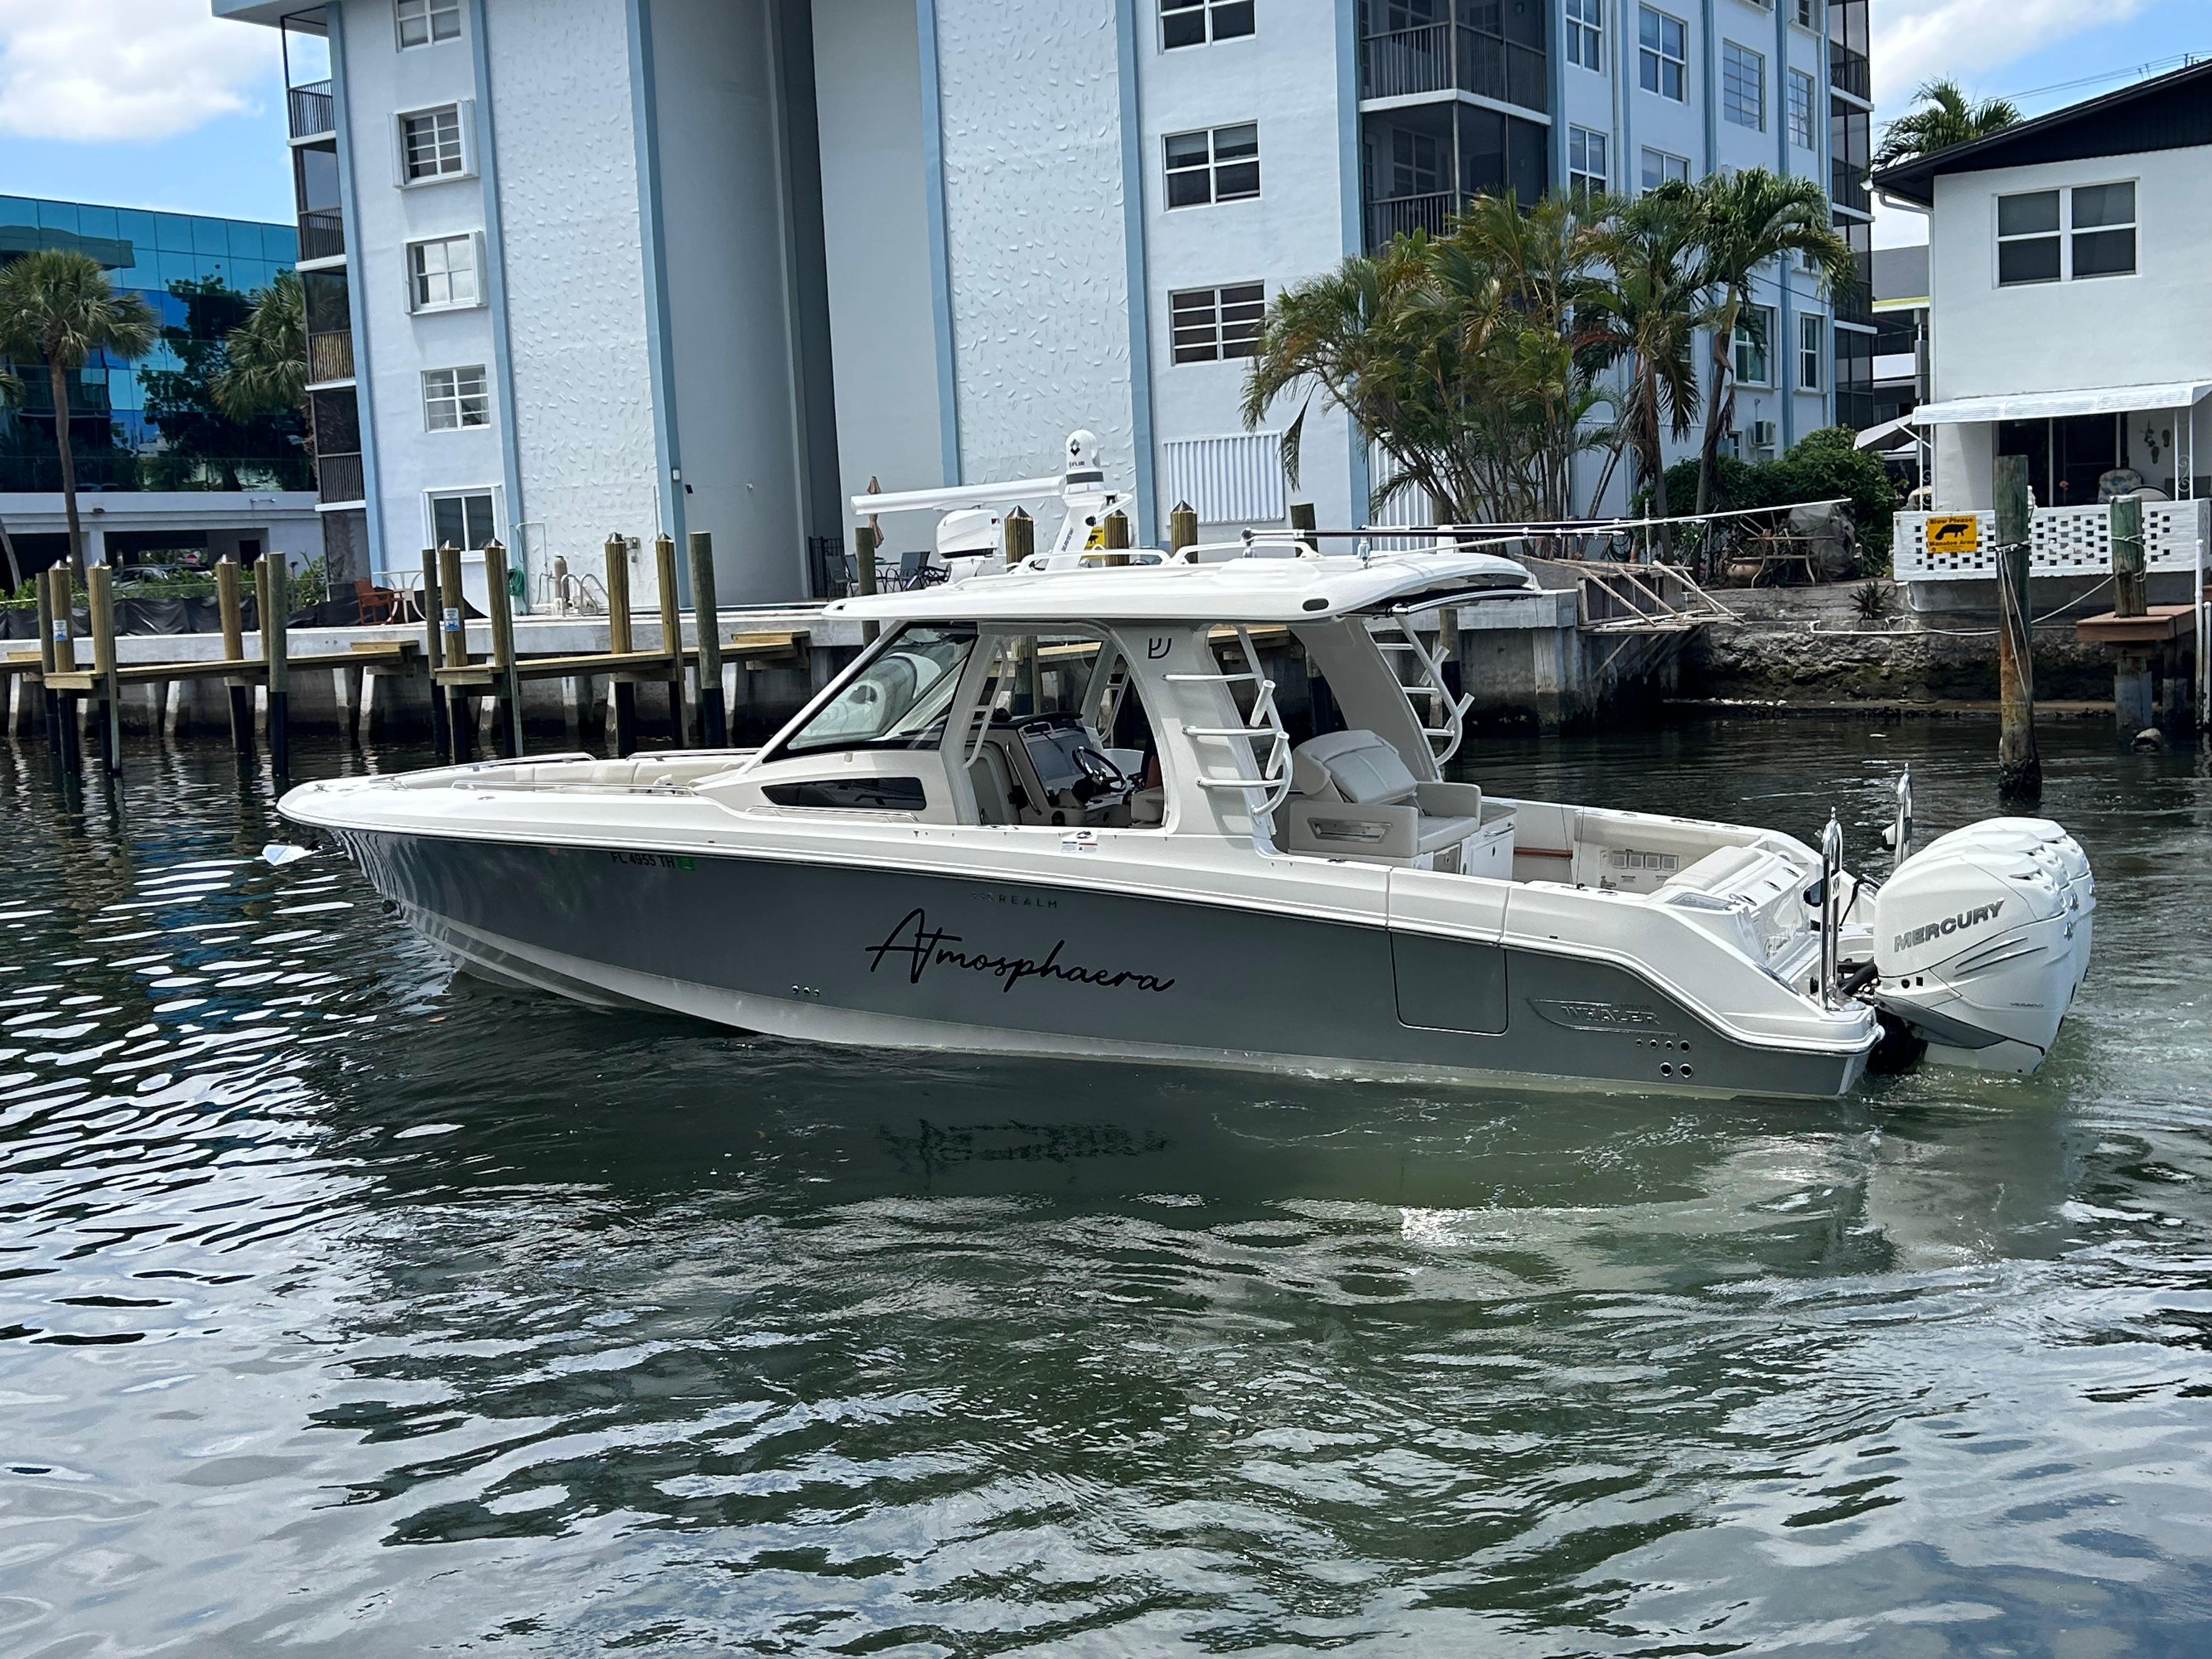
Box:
[1893,900,2002,955]
[865,907,1176,996]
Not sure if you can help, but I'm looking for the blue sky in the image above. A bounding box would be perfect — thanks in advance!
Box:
[0,0,2203,234]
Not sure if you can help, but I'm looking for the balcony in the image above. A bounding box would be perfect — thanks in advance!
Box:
[1829,47,1870,101]
[1366,190,1457,247]
[1831,157,1870,217]
[306,329,354,385]
[287,80,334,140]
[297,209,345,263]
[1361,20,1546,114]
[317,451,365,507]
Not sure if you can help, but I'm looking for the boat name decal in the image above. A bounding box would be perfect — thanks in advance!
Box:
[1892,900,2002,955]
[864,907,1176,996]
[1530,998,1666,1031]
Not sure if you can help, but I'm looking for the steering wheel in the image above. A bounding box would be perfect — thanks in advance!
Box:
[1069,745,1128,802]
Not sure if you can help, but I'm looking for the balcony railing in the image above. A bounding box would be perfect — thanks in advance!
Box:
[306,329,355,385]
[1366,190,1457,249]
[317,450,365,506]
[1361,22,1546,112]
[287,80,335,140]
[297,209,345,262]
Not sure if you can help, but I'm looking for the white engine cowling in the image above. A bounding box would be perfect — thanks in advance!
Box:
[1870,817,2094,1074]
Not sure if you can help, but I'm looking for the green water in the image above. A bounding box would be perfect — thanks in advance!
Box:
[2,718,2209,1655]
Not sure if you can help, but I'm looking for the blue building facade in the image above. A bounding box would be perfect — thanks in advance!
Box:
[0,195,300,485]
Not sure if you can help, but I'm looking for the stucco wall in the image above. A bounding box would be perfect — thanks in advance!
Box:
[1929,146,2212,402]
[933,0,1137,524]
[810,0,945,509]
[485,0,659,578]
[648,0,810,604]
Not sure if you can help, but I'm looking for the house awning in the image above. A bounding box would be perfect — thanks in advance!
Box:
[1909,381,2212,426]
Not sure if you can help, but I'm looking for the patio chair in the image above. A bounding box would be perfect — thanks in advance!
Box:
[354,576,402,624]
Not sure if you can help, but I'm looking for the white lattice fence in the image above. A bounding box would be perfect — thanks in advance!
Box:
[1895,500,2210,582]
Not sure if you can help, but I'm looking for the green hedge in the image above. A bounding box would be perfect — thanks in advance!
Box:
[1644,426,1901,568]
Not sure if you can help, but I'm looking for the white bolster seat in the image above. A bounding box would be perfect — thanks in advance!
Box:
[1282,729,1511,871]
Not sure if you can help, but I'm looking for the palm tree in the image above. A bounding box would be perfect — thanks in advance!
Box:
[212,269,309,442]
[1243,190,1612,526]
[0,362,22,588]
[0,250,157,580]
[1875,80,2022,170]
[1688,170,1857,540]
[1582,182,1707,532]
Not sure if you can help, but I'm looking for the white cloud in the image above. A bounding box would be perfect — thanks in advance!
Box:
[0,0,279,143]
[1870,0,2147,110]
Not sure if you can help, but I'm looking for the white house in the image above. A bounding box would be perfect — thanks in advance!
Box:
[213,0,1866,605]
[1875,60,2212,599]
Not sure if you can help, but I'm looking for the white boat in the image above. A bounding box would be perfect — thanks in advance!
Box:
[281,454,2092,1098]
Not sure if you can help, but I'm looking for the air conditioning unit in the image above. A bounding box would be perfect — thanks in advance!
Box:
[1749,419,1779,450]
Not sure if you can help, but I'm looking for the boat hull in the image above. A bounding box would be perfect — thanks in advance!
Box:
[335,827,1869,1099]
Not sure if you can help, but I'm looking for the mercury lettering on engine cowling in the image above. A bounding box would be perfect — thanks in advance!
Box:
[1892,900,2004,955]
[864,908,1176,995]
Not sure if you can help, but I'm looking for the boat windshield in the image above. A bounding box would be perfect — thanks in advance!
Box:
[780,625,978,756]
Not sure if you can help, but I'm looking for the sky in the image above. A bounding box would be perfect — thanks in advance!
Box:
[0,0,2202,240]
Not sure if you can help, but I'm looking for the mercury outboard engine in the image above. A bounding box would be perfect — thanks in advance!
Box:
[1869,816,2094,1073]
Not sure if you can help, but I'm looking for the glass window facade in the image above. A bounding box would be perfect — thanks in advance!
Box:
[0,194,300,481]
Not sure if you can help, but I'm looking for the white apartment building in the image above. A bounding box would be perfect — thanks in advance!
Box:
[216,0,1870,602]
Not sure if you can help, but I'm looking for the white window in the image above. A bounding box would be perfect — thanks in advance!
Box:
[400,105,465,182]
[1160,0,1253,49]
[2069,181,2136,279]
[1568,126,1610,198]
[1795,0,1821,29]
[396,0,461,49]
[422,365,489,431]
[1997,183,2136,285]
[1640,146,1690,191]
[1786,69,1815,148]
[1170,283,1265,364]
[1797,313,1824,390]
[407,234,479,311]
[1565,0,1604,72]
[1638,8,1685,100]
[1164,123,1260,207]
[1722,42,1764,131]
[1734,305,1774,385]
[428,489,497,551]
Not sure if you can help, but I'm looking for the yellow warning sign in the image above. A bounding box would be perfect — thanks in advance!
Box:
[1925,515,1980,554]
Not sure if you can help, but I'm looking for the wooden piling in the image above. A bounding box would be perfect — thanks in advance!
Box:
[1994,455,2041,798]
[1004,509,1034,567]
[256,555,290,778]
[2109,495,2154,732]
[688,531,726,746]
[605,533,636,757]
[1101,509,1131,567]
[34,562,58,754]
[482,538,524,757]
[1169,501,1198,557]
[216,556,251,755]
[1002,511,1037,711]
[49,569,80,772]
[419,549,448,758]
[88,563,120,773]
[438,543,470,763]
[853,525,879,644]
[654,534,684,743]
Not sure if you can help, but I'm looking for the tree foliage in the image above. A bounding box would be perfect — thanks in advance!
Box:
[1242,190,1616,524]
[211,269,308,430]
[0,249,157,578]
[1647,426,1900,566]
[1875,79,2022,170]
[139,274,305,488]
